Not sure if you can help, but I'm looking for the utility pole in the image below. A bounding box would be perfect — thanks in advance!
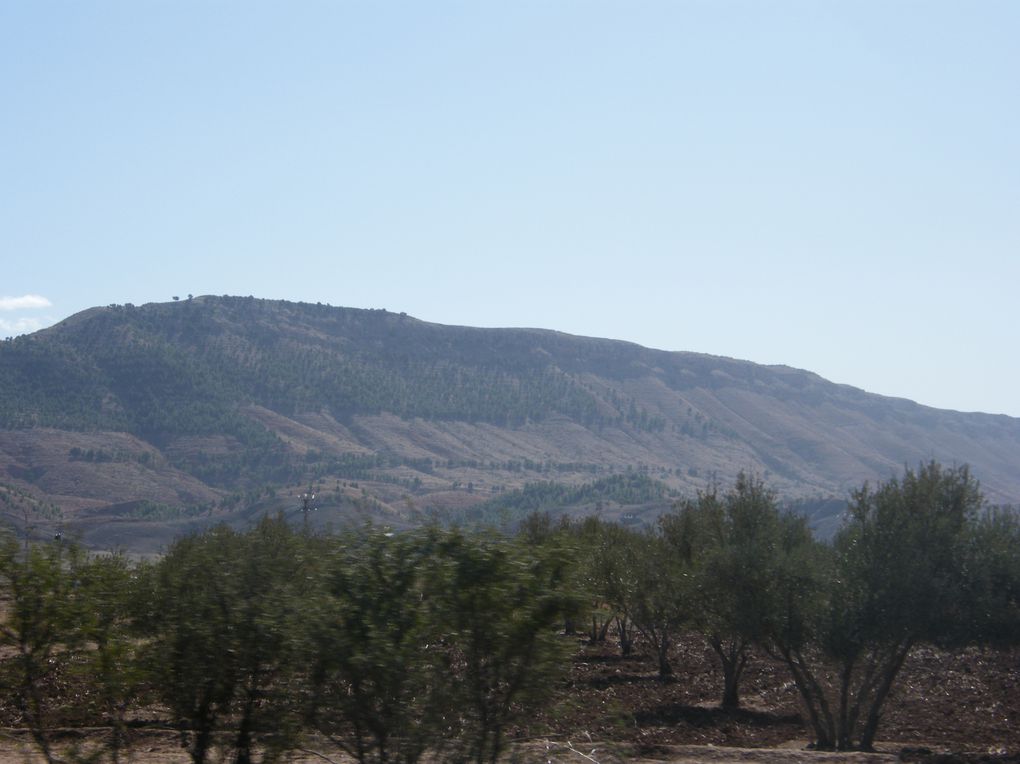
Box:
[300,486,316,534]
[22,504,32,555]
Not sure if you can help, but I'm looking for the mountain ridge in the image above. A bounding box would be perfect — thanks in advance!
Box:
[1,295,1017,550]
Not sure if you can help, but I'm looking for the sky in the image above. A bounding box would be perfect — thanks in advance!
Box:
[1,1,1018,416]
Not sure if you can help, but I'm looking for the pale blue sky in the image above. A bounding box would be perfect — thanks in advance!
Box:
[2,2,1018,415]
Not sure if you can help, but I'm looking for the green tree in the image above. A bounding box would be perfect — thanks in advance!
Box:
[228,517,308,764]
[434,529,576,764]
[0,536,87,764]
[78,552,144,764]
[767,462,984,750]
[664,473,814,709]
[140,518,306,764]
[140,527,243,764]
[301,525,575,764]
[958,506,1020,646]
[302,528,449,764]
[598,523,692,679]
[571,516,624,649]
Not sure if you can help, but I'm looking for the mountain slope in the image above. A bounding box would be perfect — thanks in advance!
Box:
[1,296,1018,547]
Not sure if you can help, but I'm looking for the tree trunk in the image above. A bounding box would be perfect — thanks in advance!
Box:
[188,727,213,764]
[776,644,836,750]
[615,615,634,656]
[836,657,856,751]
[858,640,913,751]
[108,699,128,764]
[721,663,741,710]
[709,637,748,710]
[656,638,673,679]
[234,702,254,764]
[186,699,216,764]
[21,655,60,764]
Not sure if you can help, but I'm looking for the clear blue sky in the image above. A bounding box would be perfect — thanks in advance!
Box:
[2,1,1018,416]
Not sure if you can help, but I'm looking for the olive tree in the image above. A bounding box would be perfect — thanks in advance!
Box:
[302,527,450,764]
[959,506,1020,646]
[227,517,308,764]
[77,552,145,764]
[573,516,633,652]
[665,473,816,709]
[600,523,693,679]
[433,528,576,764]
[767,462,984,751]
[0,535,86,764]
[301,525,575,764]
[140,517,306,764]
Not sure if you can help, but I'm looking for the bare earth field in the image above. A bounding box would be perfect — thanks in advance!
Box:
[0,636,1017,763]
[0,732,957,764]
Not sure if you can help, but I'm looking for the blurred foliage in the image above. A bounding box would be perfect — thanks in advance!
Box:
[0,462,1017,760]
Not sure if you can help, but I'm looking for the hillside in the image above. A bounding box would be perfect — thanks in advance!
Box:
[1,296,1018,549]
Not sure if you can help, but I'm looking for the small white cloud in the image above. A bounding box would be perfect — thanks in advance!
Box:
[0,294,53,311]
[0,316,48,335]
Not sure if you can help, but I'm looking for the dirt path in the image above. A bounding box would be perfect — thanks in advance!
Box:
[0,730,954,764]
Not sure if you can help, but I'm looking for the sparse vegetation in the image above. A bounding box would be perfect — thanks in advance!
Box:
[466,473,678,525]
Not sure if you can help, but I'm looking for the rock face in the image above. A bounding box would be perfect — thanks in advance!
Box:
[1,295,1018,549]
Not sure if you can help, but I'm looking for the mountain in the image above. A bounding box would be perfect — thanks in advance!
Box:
[2,295,1018,551]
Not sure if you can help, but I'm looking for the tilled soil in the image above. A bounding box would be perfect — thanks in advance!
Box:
[518,634,1020,760]
[0,635,1017,762]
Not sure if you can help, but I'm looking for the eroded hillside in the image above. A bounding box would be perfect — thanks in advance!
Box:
[1,296,1018,549]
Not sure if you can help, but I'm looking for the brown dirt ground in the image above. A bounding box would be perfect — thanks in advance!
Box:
[0,634,1017,763]
[520,635,1020,755]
